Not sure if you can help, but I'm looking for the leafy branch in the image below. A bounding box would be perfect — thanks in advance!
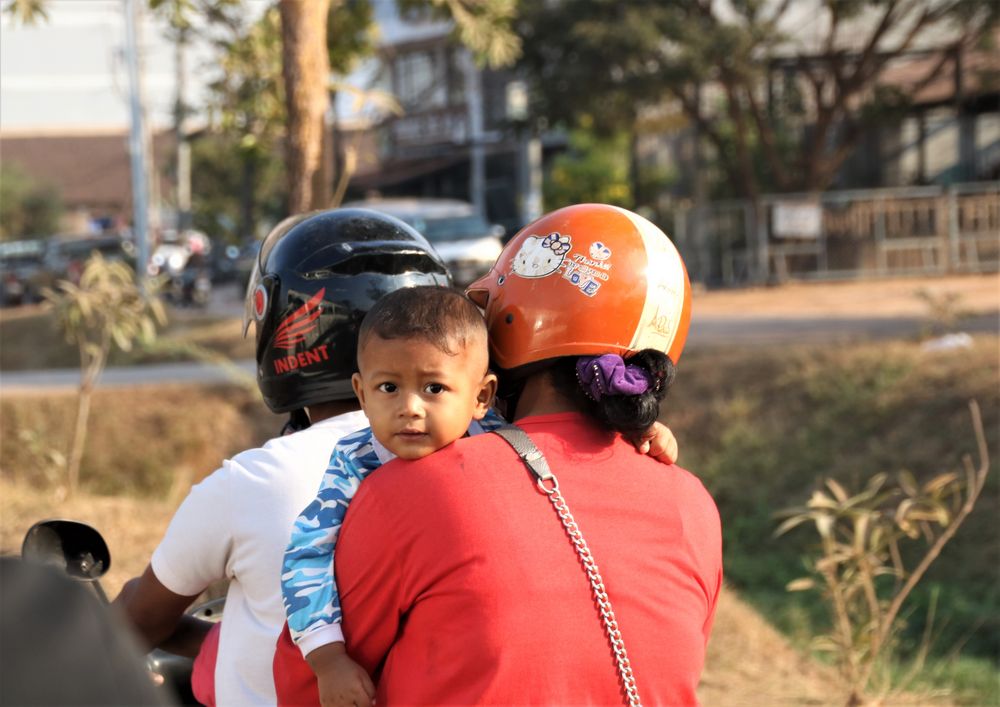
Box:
[775,400,989,706]
[42,254,166,496]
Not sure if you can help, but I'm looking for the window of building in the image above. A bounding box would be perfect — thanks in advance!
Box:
[396,50,436,108]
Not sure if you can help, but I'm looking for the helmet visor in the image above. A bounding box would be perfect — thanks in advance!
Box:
[242,214,312,337]
[241,258,264,338]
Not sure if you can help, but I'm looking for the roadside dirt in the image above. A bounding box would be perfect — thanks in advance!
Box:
[693,273,998,318]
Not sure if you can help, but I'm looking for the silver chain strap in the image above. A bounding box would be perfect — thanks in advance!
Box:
[536,474,642,707]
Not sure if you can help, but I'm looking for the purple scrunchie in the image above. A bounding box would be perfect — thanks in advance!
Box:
[576,354,653,401]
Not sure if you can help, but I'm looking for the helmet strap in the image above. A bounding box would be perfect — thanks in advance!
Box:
[280,408,312,436]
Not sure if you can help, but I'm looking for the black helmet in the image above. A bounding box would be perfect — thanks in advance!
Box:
[244,208,451,413]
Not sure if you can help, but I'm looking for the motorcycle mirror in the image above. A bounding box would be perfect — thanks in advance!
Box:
[21,519,111,583]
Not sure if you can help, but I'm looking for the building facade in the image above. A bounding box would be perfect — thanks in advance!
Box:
[342,5,553,236]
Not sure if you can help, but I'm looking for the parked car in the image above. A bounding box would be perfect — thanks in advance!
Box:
[27,235,137,294]
[0,239,47,306]
[342,198,505,286]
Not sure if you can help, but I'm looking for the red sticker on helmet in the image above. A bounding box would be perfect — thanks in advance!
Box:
[273,288,325,349]
[253,284,268,321]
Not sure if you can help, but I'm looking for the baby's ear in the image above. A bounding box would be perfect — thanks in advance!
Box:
[473,371,499,419]
[351,372,367,410]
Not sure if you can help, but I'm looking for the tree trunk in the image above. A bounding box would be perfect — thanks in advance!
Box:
[67,342,106,497]
[67,383,92,497]
[721,79,759,203]
[280,0,332,213]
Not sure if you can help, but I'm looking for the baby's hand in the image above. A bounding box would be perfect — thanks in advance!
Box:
[630,421,679,464]
[306,642,375,707]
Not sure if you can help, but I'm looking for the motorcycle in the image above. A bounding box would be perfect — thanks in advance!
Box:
[21,519,224,706]
[148,244,213,308]
[168,259,213,308]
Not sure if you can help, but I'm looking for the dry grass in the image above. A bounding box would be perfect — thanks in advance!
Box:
[139,313,255,363]
[0,478,174,596]
[0,384,279,498]
[0,304,255,371]
[700,589,960,706]
[700,588,843,706]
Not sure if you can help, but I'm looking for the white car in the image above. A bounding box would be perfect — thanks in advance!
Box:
[342,198,505,286]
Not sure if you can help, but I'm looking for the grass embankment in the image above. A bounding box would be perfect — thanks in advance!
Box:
[0,303,254,371]
[0,385,277,498]
[0,309,996,704]
[669,336,999,704]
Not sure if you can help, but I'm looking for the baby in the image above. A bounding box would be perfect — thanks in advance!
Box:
[278,285,678,706]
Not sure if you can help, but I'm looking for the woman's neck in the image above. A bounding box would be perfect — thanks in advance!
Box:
[511,373,576,422]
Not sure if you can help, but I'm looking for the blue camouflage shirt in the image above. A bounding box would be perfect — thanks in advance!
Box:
[281,408,506,654]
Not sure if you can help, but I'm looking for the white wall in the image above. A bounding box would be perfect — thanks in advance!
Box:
[0,0,265,133]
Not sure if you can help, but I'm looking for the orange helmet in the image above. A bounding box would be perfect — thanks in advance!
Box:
[466,203,692,371]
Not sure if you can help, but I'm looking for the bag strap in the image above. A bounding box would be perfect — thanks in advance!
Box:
[492,425,553,484]
[493,425,642,707]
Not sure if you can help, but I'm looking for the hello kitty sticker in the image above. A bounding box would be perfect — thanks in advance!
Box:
[507,232,613,298]
[510,232,572,278]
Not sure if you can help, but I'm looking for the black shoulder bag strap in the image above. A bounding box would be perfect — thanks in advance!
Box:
[493,425,642,707]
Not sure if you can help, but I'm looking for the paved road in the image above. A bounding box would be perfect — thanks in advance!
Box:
[1,359,257,392]
[688,311,998,347]
[2,310,995,392]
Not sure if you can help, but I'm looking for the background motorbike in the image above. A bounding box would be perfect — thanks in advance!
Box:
[148,244,213,308]
[21,519,223,706]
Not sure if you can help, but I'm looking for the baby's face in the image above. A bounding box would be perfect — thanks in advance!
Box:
[352,333,496,460]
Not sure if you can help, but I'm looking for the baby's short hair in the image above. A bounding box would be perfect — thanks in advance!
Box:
[358,286,487,357]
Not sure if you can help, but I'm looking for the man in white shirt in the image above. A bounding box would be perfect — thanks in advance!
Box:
[114,209,452,705]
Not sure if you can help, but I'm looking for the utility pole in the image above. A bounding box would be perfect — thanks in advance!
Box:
[462,49,486,218]
[124,0,151,290]
[524,135,543,223]
[506,79,542,225]
[175,27,192,230]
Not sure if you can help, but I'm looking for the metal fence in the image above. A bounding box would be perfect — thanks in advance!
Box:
[671,182,1000,286]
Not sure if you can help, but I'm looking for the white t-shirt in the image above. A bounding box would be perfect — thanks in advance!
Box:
[151,410,368,706]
